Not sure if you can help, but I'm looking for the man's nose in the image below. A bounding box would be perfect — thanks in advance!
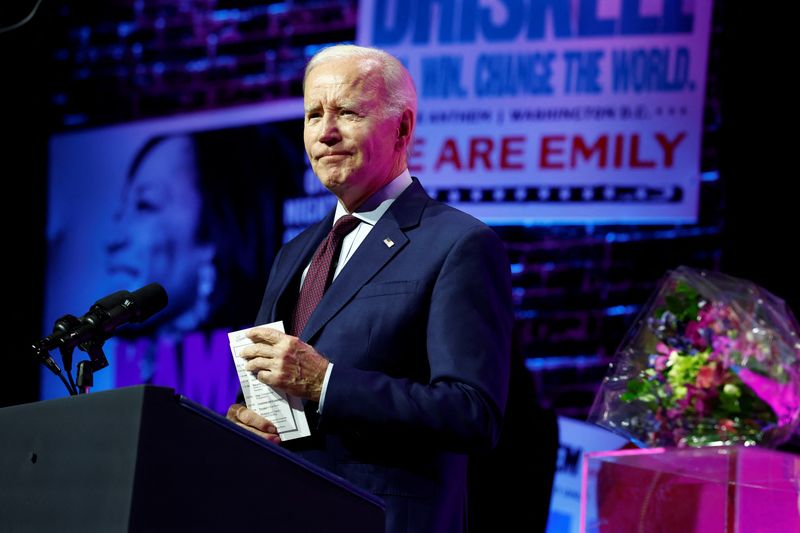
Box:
[318,113,342,145]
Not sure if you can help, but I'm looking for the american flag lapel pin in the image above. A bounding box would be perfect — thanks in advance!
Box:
[383,237,395,248]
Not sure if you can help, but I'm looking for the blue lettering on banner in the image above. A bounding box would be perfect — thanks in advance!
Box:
[563,49,603,94]
[114,329,237,414]
[373,0,411,45]
[612,47,691,93]
[557,444,582,474]
[578,0,614,37]
[283,196,337,226]
[413,0,459,43]
[582,0,694,36]
[623,0,694,35]
[475,52,555,97]
[480,0,525,43]
[182,331,240,413]
[371,0,694,45]
[621,0,657,34]
[422,55,468,98]
[528,0,571,40]
[458,0,479,42]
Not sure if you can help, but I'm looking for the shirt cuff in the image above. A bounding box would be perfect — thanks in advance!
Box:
[317,362,334,414]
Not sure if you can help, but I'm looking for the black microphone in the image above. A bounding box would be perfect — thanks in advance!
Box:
[37,283,169,353]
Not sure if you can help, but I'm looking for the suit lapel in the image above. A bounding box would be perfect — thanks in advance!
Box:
[300,179,429,342]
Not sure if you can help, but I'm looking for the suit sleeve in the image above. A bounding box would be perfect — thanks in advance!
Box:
[320,224,513,453]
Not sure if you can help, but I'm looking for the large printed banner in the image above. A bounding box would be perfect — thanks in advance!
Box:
[358,0,713,224]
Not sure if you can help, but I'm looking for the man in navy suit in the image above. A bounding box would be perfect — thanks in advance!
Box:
[227,44,513,533]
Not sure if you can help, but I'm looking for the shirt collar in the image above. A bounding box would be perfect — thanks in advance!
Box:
[333,169,413,226]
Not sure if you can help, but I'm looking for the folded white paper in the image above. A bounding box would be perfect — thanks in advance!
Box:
[228,321,311,441]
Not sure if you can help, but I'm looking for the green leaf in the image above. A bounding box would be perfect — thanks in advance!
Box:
[626,378,646,395]
[620,392,636,403]
[663,280,700,321]
[719,390,741,413]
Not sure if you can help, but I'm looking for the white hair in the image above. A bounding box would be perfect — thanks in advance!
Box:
[303,44,417,120]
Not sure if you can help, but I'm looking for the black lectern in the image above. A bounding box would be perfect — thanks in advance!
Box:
[0,385,384,532]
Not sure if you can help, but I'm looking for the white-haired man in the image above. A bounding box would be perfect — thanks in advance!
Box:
[228,44,512,533]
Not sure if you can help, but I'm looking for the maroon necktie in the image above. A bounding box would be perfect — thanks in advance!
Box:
[290,214,361,336]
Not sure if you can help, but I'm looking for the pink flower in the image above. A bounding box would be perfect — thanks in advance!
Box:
[696,366,716,388]
[666,408,682,419]
[693,397,707,416]
[718,419,736,433]
[672,428,688,447]
[712,333,746,368]
[712,335,734,358]
[685,320,707,349]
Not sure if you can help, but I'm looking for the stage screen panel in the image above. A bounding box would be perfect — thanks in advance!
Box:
[43,101,306,412]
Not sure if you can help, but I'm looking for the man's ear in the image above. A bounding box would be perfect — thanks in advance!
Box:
[397,109,415,151]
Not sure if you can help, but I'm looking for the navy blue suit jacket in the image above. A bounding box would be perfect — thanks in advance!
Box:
[255,179,512,533]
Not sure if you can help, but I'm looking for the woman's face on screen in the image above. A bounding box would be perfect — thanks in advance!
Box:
[104,136,214,331]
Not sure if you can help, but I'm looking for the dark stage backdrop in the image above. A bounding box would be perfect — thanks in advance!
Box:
[5,0,795,454]
[3,1,798,531]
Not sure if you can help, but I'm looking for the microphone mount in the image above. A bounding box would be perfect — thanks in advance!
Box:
[31,283,167,396]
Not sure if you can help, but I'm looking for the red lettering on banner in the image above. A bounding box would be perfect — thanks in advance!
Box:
[500,136,525,169]
[429,132,686,172]
[435,138,462,170]
[540,135,566,169]
[539,132,687,170]
[469,137,494,169]
[572,135,608,167]
[655,132,686,168]
[613,134,624,168]
[434,135,529,171]
[408,137,425,173]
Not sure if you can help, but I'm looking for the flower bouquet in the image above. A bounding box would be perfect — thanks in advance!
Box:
[588,266,800,448]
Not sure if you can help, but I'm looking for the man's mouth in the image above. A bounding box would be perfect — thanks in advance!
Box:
[318,152,351,159]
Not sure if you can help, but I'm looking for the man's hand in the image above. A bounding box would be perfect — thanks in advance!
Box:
[226,404,281,444]
[239,326,330,402]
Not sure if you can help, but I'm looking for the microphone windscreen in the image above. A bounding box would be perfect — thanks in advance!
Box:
[85,290,131,328]
[93,290,130,311]
[130,283,169,322]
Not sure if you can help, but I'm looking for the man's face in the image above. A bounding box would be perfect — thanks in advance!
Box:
[303,57,403,210]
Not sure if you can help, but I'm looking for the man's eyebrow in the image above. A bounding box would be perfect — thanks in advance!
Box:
[304,99,364,114]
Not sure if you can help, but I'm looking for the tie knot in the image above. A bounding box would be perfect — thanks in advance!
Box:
[331,214,361,237]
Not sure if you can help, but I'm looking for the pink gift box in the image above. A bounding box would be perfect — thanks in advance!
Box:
[581,446,800,532]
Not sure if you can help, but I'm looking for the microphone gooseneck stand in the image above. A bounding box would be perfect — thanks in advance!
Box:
[32,325,110,397]
[75,338,109,394]
[30,283,167,396]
